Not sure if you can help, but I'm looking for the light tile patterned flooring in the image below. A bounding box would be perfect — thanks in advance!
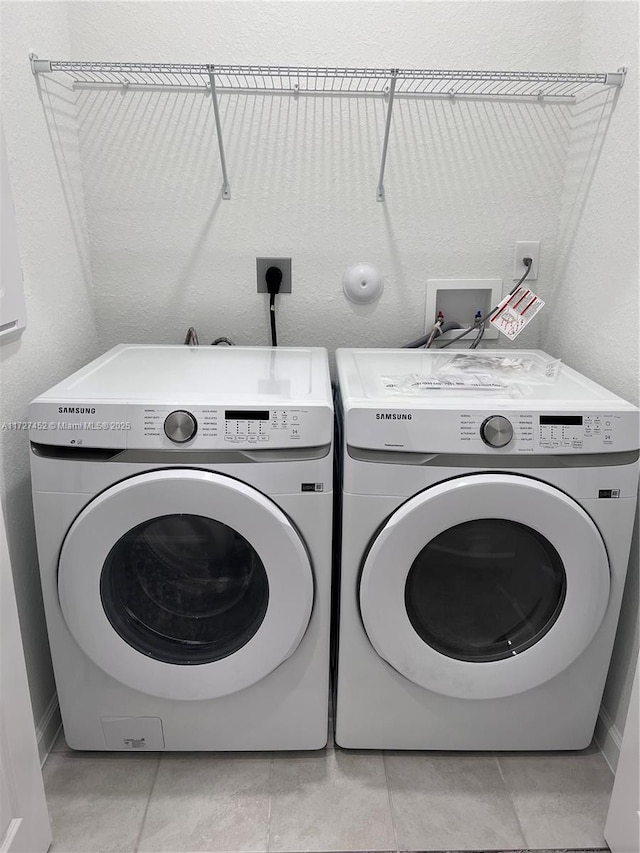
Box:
[44,730,613,853]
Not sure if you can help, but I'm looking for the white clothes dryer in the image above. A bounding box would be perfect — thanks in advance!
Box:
[334,348,639,750]
[30,345,333,751]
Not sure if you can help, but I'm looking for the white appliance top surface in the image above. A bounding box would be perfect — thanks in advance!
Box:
[336,348,638,411]
[34,345,332,405]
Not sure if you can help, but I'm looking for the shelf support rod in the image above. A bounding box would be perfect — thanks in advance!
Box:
[377,69,398,202]
[207,65,231,200]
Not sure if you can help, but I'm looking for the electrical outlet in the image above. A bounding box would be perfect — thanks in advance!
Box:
[256,257,292,293]
[513,241,540,281]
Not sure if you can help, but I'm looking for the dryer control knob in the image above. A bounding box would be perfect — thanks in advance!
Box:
[480,415,513,448]
[164,410,197,443]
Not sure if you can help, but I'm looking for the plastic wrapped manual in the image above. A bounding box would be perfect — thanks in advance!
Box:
[381,353,561,397]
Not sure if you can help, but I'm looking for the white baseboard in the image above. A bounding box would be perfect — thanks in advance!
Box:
[36,694,61,767]
[595,705,622,773]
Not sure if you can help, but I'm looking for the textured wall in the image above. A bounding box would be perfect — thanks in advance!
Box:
[0,1,100,726]
[542,1,639,747]
[67,1,584,360]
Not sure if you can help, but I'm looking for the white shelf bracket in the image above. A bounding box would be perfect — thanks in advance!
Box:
[377,69,398,202]
[29,52,51,75]
[207,65,231,200]
[607,67,627,88]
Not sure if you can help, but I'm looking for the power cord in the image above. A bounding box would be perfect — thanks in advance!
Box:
[265,266,282,347]
[439,257,533,349]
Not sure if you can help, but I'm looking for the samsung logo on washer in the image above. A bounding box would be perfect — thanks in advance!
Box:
[375,413,412,420]
[58,406,96,414]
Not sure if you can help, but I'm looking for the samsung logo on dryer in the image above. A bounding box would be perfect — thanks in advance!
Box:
[375,412,412,420]
[58,406,96,414]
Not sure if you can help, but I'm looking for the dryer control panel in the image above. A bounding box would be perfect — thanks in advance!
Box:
[462,412,622,452]
[538,414,616,449]
[346,407,639,454]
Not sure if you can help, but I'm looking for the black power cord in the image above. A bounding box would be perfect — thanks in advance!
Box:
[440,257,533,349]
[265,266,283,347]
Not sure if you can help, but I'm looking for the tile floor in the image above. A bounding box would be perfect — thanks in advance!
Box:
[44,729,613,853]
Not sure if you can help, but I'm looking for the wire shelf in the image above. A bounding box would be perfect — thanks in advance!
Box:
[31,59,626,101]
[29,56,626,202]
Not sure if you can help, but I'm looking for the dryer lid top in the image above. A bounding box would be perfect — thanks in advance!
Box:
[336,348,638,412]
[31,345,333,406]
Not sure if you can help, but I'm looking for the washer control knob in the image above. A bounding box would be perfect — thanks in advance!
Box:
[480,415,513,448]
[164,410,197,443]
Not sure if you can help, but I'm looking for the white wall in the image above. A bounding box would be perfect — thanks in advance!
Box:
[67,1,584,357]
[543,1,639,760]
[0,1,100,741]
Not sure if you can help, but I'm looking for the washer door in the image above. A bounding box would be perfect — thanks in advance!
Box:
[359,473,610,700]
[58,469,314,700]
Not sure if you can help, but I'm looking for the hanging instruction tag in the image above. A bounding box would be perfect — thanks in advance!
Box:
[489,287,545,340]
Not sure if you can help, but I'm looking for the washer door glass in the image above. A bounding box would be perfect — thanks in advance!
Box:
[405,519,566,663]
[359,473,610,700]
[58,469,314,701]
[101,514,269,665]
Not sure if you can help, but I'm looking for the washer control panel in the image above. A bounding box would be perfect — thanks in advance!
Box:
[223,408,301,444]
[164,410,198,443]
[134,406,324,448]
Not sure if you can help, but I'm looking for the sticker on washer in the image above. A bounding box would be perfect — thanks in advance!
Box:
[490,287,545,340]
[382,373,505,391]
[301,483,324,492]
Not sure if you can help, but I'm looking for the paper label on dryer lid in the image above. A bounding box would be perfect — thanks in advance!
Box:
[490,287,545,340]
[381,373,505,392]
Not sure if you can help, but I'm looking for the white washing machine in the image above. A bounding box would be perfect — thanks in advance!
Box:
[334,348,639,750]
[29,345,333,751]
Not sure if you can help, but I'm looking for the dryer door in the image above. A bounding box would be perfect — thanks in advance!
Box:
[359,473,610,700]
[58,469,314,700]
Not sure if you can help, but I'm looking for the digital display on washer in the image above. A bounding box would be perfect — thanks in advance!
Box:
[225,410,270,420]
[539,416,583,426]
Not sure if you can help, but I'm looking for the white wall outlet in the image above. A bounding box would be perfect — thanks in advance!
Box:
[425,279,502,342]
[513,241,540,281]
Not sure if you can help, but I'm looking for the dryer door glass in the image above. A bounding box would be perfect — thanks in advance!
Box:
[405,519,566,662]
[100,514,269,665]
[358,473,610,700]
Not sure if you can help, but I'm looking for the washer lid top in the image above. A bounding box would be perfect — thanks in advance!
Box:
[30,345,332,407]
